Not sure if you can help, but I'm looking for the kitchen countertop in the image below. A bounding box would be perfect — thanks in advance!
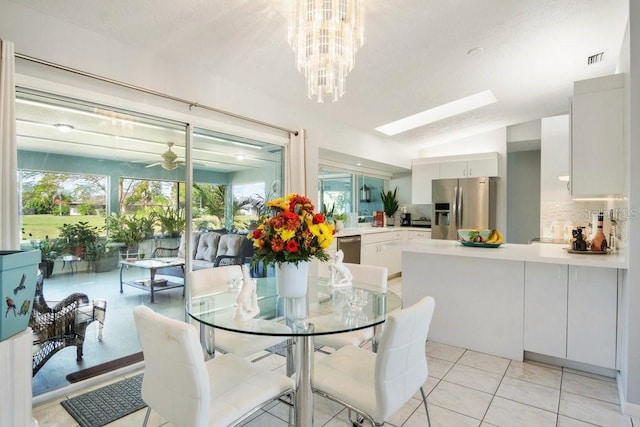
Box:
[386,239,627,269]
[334,226,430,238]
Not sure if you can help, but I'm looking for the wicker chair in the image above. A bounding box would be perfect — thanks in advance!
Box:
[29,272,107,376]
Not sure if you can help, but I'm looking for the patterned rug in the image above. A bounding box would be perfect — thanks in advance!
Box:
[61,374,146,427]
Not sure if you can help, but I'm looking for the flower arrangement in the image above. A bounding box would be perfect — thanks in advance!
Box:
[249,193,335,266]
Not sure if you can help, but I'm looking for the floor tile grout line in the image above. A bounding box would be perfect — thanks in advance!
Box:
[478,358,509,424]
[556,367,565,427]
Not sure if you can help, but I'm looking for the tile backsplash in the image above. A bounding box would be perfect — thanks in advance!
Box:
[541,199,627,248]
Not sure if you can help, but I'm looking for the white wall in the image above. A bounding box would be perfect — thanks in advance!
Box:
[416,128,508,237]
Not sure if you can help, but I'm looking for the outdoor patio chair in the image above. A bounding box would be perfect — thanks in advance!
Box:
[29,270,107,376]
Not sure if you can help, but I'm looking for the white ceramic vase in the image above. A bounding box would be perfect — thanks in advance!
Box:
[275,261,309,298]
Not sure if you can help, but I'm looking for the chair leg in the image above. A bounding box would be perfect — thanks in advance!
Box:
[142,407,151,427]
[420,386,431,427]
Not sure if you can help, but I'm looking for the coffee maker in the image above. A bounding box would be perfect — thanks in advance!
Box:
[400,212,412,226]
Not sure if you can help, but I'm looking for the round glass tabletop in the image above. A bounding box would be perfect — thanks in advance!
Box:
[186,276,402,337]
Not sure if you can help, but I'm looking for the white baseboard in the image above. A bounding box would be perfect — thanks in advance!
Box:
[617,372,640,417]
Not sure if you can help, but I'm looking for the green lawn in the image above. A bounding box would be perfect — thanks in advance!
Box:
[22,215,106,241]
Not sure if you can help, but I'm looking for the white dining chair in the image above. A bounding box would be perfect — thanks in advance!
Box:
[133,305,294,427]
[188,266,289,358]
[313,296,436,426]
[315,262,388,350]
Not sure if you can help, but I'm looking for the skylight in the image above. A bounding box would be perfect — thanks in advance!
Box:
[375,90,497,136]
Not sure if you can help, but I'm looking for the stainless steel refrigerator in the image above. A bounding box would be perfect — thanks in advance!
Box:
[431,177,497,240]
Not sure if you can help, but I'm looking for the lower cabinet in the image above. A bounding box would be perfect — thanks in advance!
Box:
[361,231,403,276]
[523,262,618,369]
[524,263,568,358]
[567,266,618,368]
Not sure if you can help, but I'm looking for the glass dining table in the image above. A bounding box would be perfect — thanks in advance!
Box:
[186,275,402,426]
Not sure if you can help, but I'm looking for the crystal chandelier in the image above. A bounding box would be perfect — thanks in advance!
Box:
[288,0,365,103]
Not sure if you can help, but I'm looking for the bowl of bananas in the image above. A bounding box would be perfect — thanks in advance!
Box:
[458,229,504,248]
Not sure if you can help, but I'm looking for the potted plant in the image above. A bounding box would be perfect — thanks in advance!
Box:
[380,187,399,226]
[333,212,348,232]
[85,240,118,272]
[137,211,158,239]
[156,206,185,238]
[105,213,147,256]
[59,221,100,259]
[22,230,65,278]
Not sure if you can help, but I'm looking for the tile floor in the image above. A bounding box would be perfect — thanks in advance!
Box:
[32,278,639,427]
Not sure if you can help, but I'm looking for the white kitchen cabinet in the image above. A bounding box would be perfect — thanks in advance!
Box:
[407,230,431,240]
[567,266,618,369]
[523,262,618,369]
[438,154,499,179]
[524,263,568,358]
[411,161,439,204]
[361,231,403,276]
[570,74,625,197]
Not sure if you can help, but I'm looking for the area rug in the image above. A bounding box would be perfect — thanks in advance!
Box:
[66,352,144,383]
[61,374,146,427]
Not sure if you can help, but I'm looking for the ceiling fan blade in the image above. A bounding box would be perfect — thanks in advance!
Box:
[145,162,161,168]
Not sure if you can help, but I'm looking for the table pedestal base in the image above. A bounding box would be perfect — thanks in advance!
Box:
[294,325,314,427]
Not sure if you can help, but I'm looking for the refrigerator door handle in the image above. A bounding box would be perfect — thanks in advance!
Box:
[453,185,458,230]
[458,185,463,228]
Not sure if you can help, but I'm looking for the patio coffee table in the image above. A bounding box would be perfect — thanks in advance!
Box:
[119,258,185,303]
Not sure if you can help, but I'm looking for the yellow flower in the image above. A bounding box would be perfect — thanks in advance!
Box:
[267,197,289,211]
[316,223,334,248]
[278,228,296,242]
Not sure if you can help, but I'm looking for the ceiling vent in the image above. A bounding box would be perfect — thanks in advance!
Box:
[587,52,605,65]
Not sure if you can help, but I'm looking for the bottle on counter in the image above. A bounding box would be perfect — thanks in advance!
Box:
[591,211,608,252]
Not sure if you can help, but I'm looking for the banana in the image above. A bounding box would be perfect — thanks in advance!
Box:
[486,229,504,244]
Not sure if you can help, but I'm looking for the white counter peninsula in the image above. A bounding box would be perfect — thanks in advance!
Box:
[394,239,627,372]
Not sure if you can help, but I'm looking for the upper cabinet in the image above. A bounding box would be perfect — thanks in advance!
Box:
[439,155,499,179]
[570,74,625,197]
[411,153,499,204]
[411,160,439,205]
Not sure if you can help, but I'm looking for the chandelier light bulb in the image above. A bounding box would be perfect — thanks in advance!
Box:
[288,0,365,103]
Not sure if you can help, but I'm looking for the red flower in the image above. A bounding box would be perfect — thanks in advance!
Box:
[252,229,262,239]
[284,210,298,220]
[285,240,299,253]
[313,213,325,224]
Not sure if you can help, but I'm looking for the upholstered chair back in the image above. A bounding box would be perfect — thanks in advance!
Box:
[195,232,221,262]
[343,262,388,292]
[374,296,435,420]
[216,234,245,257]
[177,232,202,259]
[133,305,210,427]
[187,265,243,297]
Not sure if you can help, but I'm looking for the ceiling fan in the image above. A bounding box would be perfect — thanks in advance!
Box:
[146,142,184,170]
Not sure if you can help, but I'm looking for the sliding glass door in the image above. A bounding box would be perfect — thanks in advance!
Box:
[16,88,284,396]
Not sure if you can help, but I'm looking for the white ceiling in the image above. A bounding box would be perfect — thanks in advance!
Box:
[9,0,629,149]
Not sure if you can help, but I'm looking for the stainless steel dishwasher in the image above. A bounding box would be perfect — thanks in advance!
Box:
[336,235,361,264]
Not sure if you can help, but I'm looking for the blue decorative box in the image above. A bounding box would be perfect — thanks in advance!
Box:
[0,250,40,341]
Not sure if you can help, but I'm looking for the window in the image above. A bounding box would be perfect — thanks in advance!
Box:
[20,171,107,240]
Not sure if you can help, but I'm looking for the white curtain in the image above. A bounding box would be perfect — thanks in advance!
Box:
[0,39,19,249]
[287,129,306,195]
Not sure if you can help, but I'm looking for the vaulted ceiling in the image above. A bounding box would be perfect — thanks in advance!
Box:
[7,0,629,149]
